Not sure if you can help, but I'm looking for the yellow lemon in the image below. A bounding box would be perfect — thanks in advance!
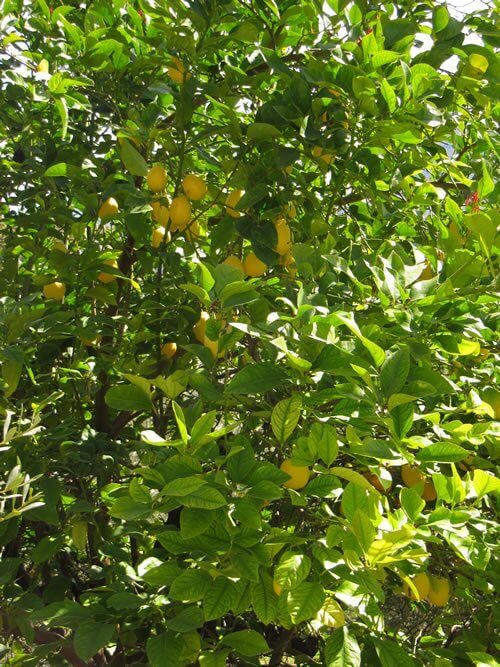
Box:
[223,255,244,273]
[193,312,209,343]
[151,199,170,225]
[169,196,191,231]
[43,281,66,301]
[427,576,451,607]
[274,218,292,256]
[182,174,207,200]
[280,459,310,490]
[320,152,333,165]
[273,580,282,596]
[243,252,267,278]
[283,201,296,218]
[37,59,49,73]
[147,165,167,192]
[152,226,170,248]
[225,189,244,218]
[422,479,437,502]
[98,259,118,284]
[401,464,425,488]
[184,221,199,242]
[161,341,177,359]
[404,572,430,601]
[98,197,119,219]
[203,335,219,358]
[312,145,323,158]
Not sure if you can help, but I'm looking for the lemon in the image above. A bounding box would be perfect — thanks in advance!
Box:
[151,199,170,225]
[312,146,323,158]
[169,196,191,231]
[243,252,267,277]
[147,165,167,192]
[152,226,170,248]
[184,221,199,242]
[98,197,119,219]
[193,312,209,343]
[274,218,292,255]
[203,335,219,358]
[320,152,333,165]
[283,201,296,218]
[223,255,244,273]
[427,576,451,607]
[422,479,437,502]
[98,259,118,284]
[280,459,310,490]
[161,341,177,359]
[404,572,430,601]
[43,281,66,301]
[182,174,207,200]
[401,464,425,488]
[225,189,244,218]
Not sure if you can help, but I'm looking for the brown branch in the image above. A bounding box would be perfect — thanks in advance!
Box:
[269,629,295,666]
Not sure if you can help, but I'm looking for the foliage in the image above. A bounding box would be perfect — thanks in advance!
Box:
[0,0,498,665]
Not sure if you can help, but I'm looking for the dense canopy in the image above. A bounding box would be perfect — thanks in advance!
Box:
[0,1,498,665]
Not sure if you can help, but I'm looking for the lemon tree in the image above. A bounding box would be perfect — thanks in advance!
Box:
[0,1,498,666]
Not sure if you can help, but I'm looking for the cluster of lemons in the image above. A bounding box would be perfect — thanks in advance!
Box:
[403,572,451,607]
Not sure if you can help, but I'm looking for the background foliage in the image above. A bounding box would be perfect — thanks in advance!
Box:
[0,0,498,665]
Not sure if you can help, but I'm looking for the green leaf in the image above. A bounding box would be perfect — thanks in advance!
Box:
[74,622,115,662]
[433,5,450,32]
[2,346,23,397]
[170,569,213,602]
[105,385,152,412]
[275,552,311,589]
[309,422,338,466]
[271,393,302,443]
[180,507,213,538]
[182,484,227,510]
[247,122,281,140]
[43,163,81,178]
[221,629,269,656]
[146,633,184,667]
[225,363,288,394]
[351,509,375,553]
[54,97,68,140]
[120,139,149,176]
[324,627,361,667]
[400,487,425,521]
[251,571,277,624]
[172,400,189,443]
[163,476,206,497]
[233,498,261,529]
[203,576,238,621]
[287,581,325,624]
[166,605,204,632]
[373,637,419,667]
[31,535,63,564]
[390,402,413,439]
[418,442,469,463]
[472,470,500,499]
[380,78,397,113]
[380,348,410,398]
[108,496,151,520]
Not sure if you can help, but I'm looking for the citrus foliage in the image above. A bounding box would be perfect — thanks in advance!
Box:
[0,1,498,665]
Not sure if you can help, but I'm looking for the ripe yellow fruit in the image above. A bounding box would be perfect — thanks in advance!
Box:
[98,259,118,284]
[427,576,451,607]
[483,387,500,419]
[223,255,244,273]
[273,580,282,596]
[243,252,267,278]
[280,459,310,490]
[320,152,333,165]
[152,226,170,249]
[98,197,119,219]
[193,312,209,343]
[312,145,323,158]
[225,190,244,218]
[37,59,49,73]
[283,201,296,218]
[404,572,431,601]
[147,166,167,192]
[169,196,191,231]
[422,479,437,502]
[184,221,199,242]
[43,281,66,301]
[274,218,292,256]
[182,174,207,201]
[203,336,219,358]
[167,56,191,84]
[401,464,425,488]
[151,199,170,225]
[52,240,68,253]
[364,473,387,493]
[161,341,177,359]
